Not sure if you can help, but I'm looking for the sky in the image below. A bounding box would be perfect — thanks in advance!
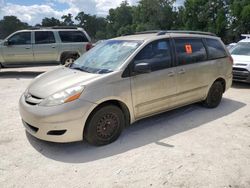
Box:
[0,0,184,25]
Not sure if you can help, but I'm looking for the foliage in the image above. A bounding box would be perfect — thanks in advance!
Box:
[0,16,29,39]
[0,0,250,43]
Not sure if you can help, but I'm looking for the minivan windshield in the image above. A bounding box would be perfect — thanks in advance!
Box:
[231,42,250,56]
[70,40,142,74]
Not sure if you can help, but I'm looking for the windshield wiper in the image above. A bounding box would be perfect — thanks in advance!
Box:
[70,66,91,73]
[97,69,113,74]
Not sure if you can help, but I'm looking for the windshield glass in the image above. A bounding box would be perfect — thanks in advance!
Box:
[231,42,250,56]
[70,40,142,74]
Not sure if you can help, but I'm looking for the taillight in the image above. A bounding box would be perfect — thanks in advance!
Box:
[86,43,92,51]
[228,55,234,64]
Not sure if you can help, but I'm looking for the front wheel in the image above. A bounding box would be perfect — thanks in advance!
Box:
[203,81,224,108]
[84,105,125,146]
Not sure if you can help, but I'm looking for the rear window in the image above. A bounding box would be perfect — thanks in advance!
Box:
[206,38,227,59]
[59,31,88,43]
[174,38,207,65]
[35,31,55,44]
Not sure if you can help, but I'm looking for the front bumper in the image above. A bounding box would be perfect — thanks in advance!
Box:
[233,67,250,83]
[19,94,96,143]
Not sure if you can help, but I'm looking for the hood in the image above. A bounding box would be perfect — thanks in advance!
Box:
[231,55,250,64]
[28,67,101,98]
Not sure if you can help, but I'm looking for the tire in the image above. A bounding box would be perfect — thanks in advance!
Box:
[61,54,78,66]
[203,81,224,108]
[84,105,125,146]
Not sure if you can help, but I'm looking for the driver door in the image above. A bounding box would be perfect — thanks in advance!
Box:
[130,39,177,119]
[2,31,34,64]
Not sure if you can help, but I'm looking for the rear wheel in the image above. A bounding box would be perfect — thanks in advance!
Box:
[203,81,224,108]
[84,105,125,146]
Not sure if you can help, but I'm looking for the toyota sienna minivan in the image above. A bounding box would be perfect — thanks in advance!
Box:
[19,31,233,146]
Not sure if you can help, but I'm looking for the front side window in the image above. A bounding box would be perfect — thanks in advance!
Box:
[8,32,31,45]
[35,31,55,44]
[175,38,207,65]
[134,40,172,71]
[230,42,250,56]
[206,38,227,59]
[70,40,142,74]
[59,31,88,43]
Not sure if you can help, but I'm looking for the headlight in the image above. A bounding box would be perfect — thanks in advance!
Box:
[39,85,85,107]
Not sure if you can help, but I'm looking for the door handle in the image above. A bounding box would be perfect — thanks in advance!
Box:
[25,47,30,49]
[178,69,186,74]
[168,71,175,77]
[51,46,56,48]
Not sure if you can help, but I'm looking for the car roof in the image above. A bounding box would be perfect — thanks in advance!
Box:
[239,38,250,43]
[16,26,85,32]
[112,31,219,42]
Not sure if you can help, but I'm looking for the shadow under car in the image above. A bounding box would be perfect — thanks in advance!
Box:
[26,97,246,164]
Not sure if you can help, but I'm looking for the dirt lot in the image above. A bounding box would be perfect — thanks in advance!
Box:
[0,66,250,188]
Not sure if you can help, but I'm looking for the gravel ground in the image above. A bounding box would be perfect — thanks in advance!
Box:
[0,66,250,188]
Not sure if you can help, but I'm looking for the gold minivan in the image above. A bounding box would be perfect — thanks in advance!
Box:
[19,31,233,146]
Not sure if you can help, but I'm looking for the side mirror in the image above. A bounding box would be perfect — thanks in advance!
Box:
[3,40,9,46]
[134,62,151,74]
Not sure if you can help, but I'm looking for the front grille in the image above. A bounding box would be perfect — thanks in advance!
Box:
[233,68,250,81]
[233,76,248,81]
[235,63,247,66]
[233,67,248,72]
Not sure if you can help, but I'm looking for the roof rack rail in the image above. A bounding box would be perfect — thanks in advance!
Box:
[135,30,162,35]
[157,30,217,36]
[29,27,42,30]
[134,30,216,36]
[28,26,80,30]
[51,26,79,29]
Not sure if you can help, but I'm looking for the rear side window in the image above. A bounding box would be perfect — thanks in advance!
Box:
[35,31,55,44]
[206,38,227,59]
[59,31,88,43]
[174,38,207,65]
[134,39,172,71]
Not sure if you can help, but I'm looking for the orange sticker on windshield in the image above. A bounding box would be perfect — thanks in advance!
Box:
[185,44,192,54]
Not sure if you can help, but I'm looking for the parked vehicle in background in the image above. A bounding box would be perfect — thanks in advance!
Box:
[230,34,250,83]
[19,30,232,146]
[0,26,92,69]
[93,40,106,47]
[227,43,237,50]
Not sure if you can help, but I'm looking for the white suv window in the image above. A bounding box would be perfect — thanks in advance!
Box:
[59,31,88,43]
[35,31,55,44]
[8,32,31,45]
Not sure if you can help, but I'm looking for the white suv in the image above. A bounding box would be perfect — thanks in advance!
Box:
[0,26,92,68]
[230,35,250,83]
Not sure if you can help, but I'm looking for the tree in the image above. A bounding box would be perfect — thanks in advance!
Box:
[75,12,107,40]
[41,17,61,27]
[61,13,74,26]
[230,0,250,36]
[0,16,29,39]
[133,0,175,31]
[106,1,134,37]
